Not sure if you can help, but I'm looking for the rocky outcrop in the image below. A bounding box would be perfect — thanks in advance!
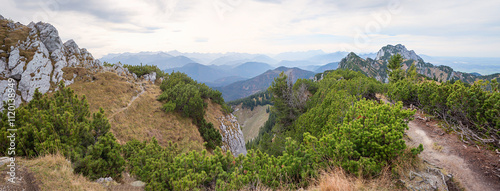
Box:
[102,63,137,80]
[143,72,156,83]
[0,16,102,109]
[375,44,422,61]
[218,114,247,156]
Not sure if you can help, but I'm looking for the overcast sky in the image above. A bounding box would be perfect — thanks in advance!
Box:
[1,0,499,58]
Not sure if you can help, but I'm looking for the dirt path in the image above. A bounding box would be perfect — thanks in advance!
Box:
[406,113,500,191]
[376,94,500,190]
[109,83,146,119]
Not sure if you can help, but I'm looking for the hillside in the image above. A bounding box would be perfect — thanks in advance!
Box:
[64,70,205,152]
[167,61,273,86]
[337,44,500,83]
[167,63,229,83]
[216,66,315,101]
[228,91,273,142]
[233,104,271,142]
[314,62,339,73]
[2,13,500,191]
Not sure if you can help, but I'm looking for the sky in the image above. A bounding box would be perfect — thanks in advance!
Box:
[1,0,499,58]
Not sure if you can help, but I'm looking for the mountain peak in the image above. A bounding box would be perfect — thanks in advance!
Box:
[346,52,360,59]
[375,44,422,61]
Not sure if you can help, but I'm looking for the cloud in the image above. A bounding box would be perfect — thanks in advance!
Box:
[194,37,208,42]
[13,0,133,23]
[1,0,499,58]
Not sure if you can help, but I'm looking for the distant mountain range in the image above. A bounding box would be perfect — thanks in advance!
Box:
[100,46,499,101]
[100,52,197,70]
[100,51,349,87]
[215,67,315,101]
[418,55,500,75]
[165,62,274,87]
[100,50,348,69]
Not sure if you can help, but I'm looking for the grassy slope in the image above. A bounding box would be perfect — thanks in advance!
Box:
[66,71,142,115]
[109,83,204,152]
[67,70,205,152]
[233,104,270,142]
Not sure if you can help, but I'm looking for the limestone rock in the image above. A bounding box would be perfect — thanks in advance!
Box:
[375,44,422,61]
[0,17,102,110]
[33,22,63,53]
[63,39,81,55]
[143,72,156,83]
[218,114,247,156]
[18,50,53,102]
[0,80,22,108]
[9,74,21,81]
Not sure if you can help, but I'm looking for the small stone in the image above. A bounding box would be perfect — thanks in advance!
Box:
[131,181,146,187]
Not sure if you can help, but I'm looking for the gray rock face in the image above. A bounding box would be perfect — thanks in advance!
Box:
[0,17,102,109]
[34,22,63,53]
[218,114,247,156]
[63,39,81,55]
[143,72,156,83]
[18,50,53,102]
[375,44,422,61]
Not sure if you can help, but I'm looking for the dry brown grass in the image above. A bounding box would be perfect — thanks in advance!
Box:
[67,70,205,152]
[314,168,357,191]
[109,83,204,152]
[62,67,89,81]
[310,167,397,191]
[68,71,141,114]
[0,19,30,52]
[309,148,424,191]
[205,99,225,130]
[21,154,106,191]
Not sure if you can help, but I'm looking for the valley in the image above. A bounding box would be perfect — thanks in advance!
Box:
[233,104,271,142]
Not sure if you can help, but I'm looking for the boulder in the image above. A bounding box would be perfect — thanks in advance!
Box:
[34,22,64,53]
[63,39,81,55]
[143,72,156,83]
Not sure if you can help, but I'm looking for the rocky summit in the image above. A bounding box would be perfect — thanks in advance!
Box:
[337,44,500,83]
[375,44,422,61]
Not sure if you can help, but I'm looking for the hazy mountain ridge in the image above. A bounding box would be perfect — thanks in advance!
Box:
[419,55,500,75]
[167,62,273,85]
[100,52,197,70]
[216,66,315,101]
